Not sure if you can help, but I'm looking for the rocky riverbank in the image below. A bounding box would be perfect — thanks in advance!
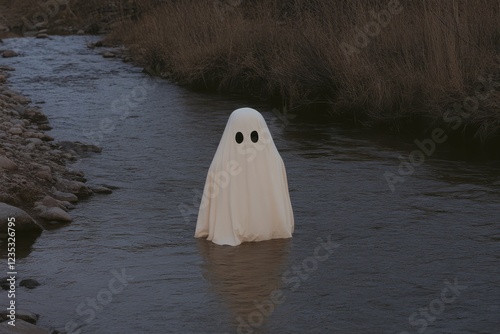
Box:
[0,64,111,229]
[0,52,111,333]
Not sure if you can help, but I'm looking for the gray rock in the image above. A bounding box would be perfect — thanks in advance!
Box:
[7,109,21,118]
[37,123,52,131]
[55,179,93,198]
[0,310,39,324]
[102,51,116,58]
[41,134,54,141]
[36,33,49,39]
[61,201,75,210]
[62,153,76,161]
[38,165,51,173]
[0,65,15,71]
[12,94,31,105]
[0,203,43,238]
[0,156,17,170]
[49,149,62,156]
[39,207,72,222]
[8,127,23,135]
[21,108,48,123]
[10,119,25,127]
[26,138,43,145]
[18,311,39,324]
[0,319,50,334]
[34,204,47,214]
[40,195,65,209]
[36,170,53,182]
[52,191,78,203]
[89,185,113,194]
[0,276,13,290]
[20,278,40,289]
[58,141,102,155]
[1,50,17,58]
[77,29,85,35]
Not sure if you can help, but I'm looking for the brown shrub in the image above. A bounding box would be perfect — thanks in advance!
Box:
[110,0,500,141]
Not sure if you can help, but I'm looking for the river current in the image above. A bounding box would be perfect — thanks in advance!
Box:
[0,36,499,333]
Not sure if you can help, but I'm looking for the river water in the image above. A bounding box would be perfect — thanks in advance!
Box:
[0,36,499,333]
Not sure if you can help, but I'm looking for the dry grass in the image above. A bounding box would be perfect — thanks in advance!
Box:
[85,1,500,142]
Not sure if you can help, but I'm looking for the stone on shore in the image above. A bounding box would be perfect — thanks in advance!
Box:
[1,50,17,58]
[39,195,66,210]
[89,185,113,194]
[38,206,72,222]
[102,51,116,58]
[41,133,54,141]
[0,310,39,324]
[0,203,43,238]
[58,141,102,155]
[37,123,52,131]
[21,108,48,123]
[52,190,78,203]
[20,278,41,289]
[55,178,93,199]
[9,126,23,135]
[0,156,17,170]
[36,170,53,182]
[0,319,50,334]
[0,65,15,71]
[0,277,12,290]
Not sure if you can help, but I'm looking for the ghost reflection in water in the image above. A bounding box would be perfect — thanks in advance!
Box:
[197,238,291,331]
[195,107,294,246]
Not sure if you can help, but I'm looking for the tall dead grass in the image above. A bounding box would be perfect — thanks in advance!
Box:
[109,0,500,143]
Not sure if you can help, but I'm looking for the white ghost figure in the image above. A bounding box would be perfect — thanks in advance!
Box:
[195,107,294,246]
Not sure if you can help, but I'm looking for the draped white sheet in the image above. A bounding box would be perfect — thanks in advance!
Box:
[195,108,294,246]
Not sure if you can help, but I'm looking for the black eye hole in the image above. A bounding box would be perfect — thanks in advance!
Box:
[235,132,244,144]
[251,130,259,143]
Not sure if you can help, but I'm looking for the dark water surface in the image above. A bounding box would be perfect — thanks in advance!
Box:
[1,36,499,333]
